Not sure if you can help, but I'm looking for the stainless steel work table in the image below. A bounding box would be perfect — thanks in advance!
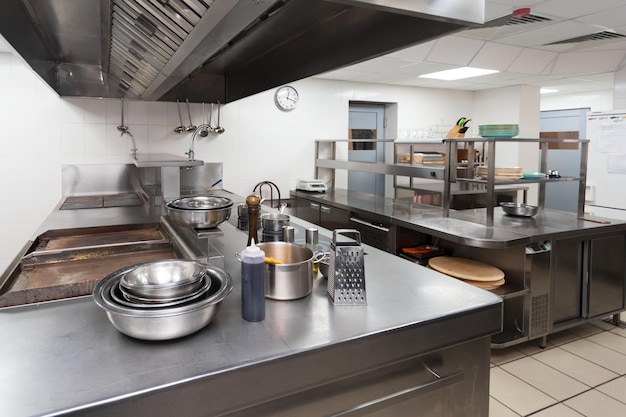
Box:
[291,189,626,248]
[0,200,502,417]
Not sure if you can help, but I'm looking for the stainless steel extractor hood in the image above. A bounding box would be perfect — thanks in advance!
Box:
[0,0,484,103]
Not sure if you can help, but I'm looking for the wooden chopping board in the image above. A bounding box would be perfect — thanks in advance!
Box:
[428,256,505,282]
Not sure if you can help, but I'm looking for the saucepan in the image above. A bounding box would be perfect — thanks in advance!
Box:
[261,212,290,231]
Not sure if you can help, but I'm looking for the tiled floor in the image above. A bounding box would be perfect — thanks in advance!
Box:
[490,316,626,417]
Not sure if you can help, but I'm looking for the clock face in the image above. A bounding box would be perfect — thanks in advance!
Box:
[275,86,299,111]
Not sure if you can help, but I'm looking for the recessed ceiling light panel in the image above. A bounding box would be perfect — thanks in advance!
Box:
[419,67,499,81]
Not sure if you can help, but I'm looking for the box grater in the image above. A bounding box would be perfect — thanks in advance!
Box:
[327,229,366,305]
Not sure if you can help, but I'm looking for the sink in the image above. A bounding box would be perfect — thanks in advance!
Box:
[132,153,204,168]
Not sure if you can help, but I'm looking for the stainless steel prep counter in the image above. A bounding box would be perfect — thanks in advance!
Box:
[291,188,626,348]
[291,188,626,248]
[0,195,502,417]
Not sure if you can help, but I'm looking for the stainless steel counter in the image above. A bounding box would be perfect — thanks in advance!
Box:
[0,197,502,417]
[291,189,626,248]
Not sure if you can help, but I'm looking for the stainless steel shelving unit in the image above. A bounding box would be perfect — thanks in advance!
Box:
[442,138,590,226]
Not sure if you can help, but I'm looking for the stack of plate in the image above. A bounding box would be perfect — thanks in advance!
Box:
[428,256,505,290]
[476,166,523,180]
[479,124,519,138]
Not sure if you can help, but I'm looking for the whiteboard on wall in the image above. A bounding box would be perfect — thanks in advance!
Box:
[586,111,626,210]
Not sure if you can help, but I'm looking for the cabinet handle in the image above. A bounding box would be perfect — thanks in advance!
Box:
[321,206,332,214]
[310,202,319,210]
[328,369,464,417]
[349,217,390,233]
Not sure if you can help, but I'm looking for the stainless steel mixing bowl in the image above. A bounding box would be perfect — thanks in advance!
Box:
[93,264,233,341]
[168,196,233,210]
[166,196,233,229]
[120,259,206,299]
[500,202,538,217]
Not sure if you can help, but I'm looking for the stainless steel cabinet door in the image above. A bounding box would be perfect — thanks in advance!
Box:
[588,233,626,318]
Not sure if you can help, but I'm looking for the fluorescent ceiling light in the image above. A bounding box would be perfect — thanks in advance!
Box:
[419,67,499,81]
[540,88,559,94]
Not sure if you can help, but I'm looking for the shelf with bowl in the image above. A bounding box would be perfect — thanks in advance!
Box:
[442,137,590,226]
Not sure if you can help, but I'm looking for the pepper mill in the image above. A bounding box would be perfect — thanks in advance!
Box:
[246,194,260,246]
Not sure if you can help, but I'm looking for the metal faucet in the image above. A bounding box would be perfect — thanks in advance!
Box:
[121,130,138,160]
[186,123,210,161]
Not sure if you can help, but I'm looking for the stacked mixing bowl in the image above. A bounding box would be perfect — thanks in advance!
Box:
[93,259,232,340]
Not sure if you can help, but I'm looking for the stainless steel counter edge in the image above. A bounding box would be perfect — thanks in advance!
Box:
[291,189,626,248]
[0,195,502,417]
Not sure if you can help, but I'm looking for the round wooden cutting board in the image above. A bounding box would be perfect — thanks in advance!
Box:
[428,256,505,282]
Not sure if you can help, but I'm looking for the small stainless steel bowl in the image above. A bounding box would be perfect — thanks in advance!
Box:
[93,264,233,341]
[317,251,330,278]
[114,276,211,308]
[500,202,538,217]
[120,259,206,299]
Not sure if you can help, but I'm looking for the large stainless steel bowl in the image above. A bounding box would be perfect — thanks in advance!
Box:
[166,196,233,228]
[500,202,538,217]
[169,196,233,210]
[93,264,233,340]
[120,259,206,299]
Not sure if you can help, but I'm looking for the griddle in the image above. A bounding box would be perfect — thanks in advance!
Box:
[0,223,178,307]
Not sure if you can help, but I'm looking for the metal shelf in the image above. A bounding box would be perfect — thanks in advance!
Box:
[442,137,590,227]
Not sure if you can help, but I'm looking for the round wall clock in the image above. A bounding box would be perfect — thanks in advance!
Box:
[274,85,299,111]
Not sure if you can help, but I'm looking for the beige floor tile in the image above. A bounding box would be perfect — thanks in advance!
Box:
[489,397,520,417]
[514,339,556,356]
[500,357,589,401]
[568,323,605,338]
[490,367,557,416]
[592,319,619,331]
[597,376,626,404]
[560,338,626,374]
[587,331,626,356]
[610,326,626,338]
[491,347,526,366]
[565,389,626,417]
[547,330,580,346]
[532,346,619,387]
[530,403,585,417]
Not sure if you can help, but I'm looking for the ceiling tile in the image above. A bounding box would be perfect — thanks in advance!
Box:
[551,50,625,74]
[508,48,557,74]
[387,41,435,62]
[470,42,523,70]
[573,5,626,29]
[530,0,626,20]
[496,21,598,48]
[424,35,485,66]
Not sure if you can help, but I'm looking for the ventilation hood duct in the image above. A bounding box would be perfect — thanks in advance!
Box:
[0,0,484,103]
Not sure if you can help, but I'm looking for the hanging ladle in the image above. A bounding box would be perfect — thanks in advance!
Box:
[174,100,186,133]
[214,100,225,134]
[117,97,128,133]
[185,98,196,132]
[199,102,209,137]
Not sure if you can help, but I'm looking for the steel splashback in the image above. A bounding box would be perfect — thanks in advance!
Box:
[0,0,484,102]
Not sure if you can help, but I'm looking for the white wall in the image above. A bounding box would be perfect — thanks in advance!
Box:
[540,90,614,113]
